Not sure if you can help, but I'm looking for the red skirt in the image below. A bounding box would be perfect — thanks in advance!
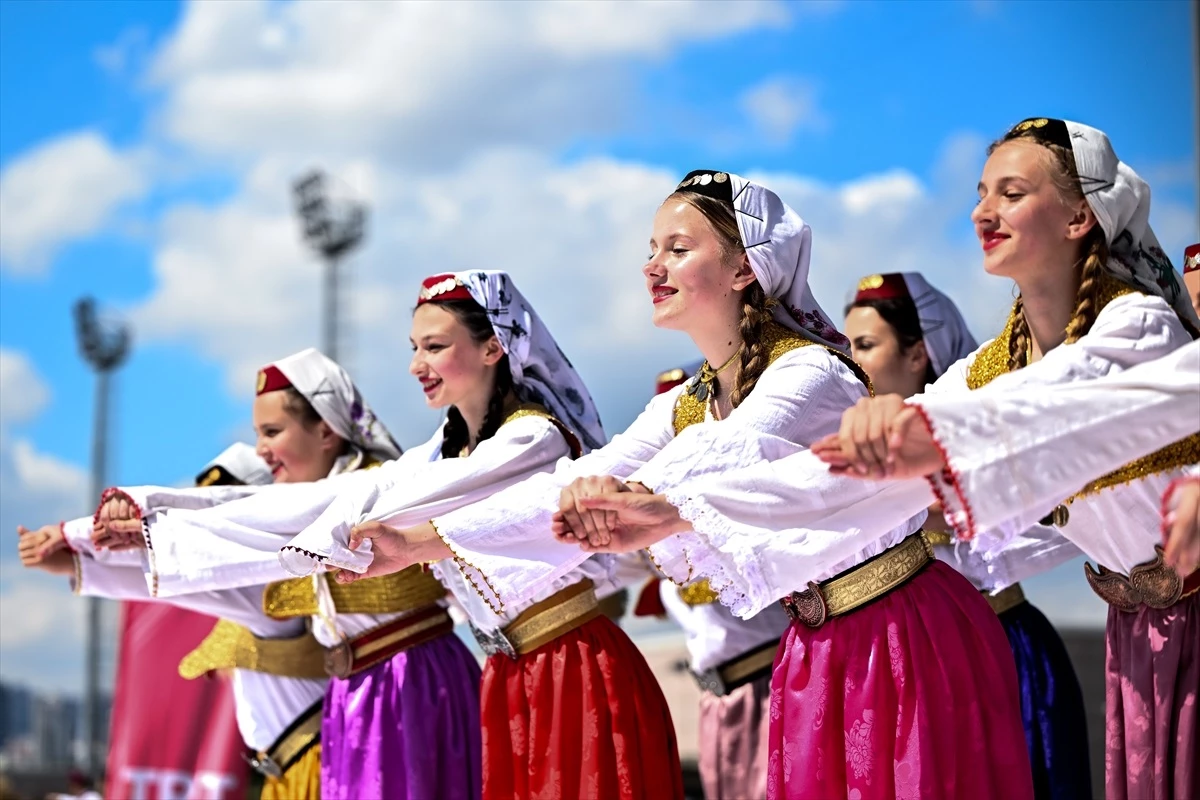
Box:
[481,614,684,800]
[768,561,1034,799]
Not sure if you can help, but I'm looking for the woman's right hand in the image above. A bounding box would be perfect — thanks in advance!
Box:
[812,398,946,480]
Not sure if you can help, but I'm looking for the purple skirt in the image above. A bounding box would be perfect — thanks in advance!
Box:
[1105,591,1198,799]
[321,631,482,800]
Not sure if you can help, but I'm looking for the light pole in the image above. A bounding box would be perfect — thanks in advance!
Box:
[292,171,367,362]
[72,298,131,776]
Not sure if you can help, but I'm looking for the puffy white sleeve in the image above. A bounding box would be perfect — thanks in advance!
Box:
[98,482,266,519]
[915,295,1194,543]
[633,356,934,617]
[138,445,438,596]
[280,416,573,575]
[913,339,1200,541]
[427,389,681,614]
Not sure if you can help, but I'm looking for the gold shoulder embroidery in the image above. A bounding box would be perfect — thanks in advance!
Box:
[178,619,327,680]
[502,402,583,459]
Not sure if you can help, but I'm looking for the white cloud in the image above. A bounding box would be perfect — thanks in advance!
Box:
[739,76,827,146]
[94,25,151,76]
[145,0,789,168]
[0,348,51,425]
[0,132,146,275]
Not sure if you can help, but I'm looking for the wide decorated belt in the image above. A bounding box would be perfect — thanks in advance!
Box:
[984,583,1026,616]
[780,532,933,627]
[324,604,454,679]
[471,579,600,660]
[245,699,322,779]
[1084,546,1199,612]
[692,639,777,697]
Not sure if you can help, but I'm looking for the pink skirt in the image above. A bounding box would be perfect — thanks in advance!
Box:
[698,671,772,799]
[1104,591,1198,799]
[767,561,1034,800]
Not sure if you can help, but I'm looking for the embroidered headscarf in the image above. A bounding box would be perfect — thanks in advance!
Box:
[672,169,850,353]
[194,442,273,487]
[851,272,978,377]
[418,270,606,452]
[1000,118,1200,330]
[257,348,402,471]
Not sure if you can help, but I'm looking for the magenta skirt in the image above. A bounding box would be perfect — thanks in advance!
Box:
[767,561,1034,800]
[1104,591,1198,799]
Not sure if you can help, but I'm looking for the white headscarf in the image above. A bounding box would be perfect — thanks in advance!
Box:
[1004,118,1200,330]
[421,270,606,452]
[265,348,402,467]
[673,170,850,353]
[196,442,272,487]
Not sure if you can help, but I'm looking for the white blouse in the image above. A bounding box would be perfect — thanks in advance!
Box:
[913,339,1200,546]
[71,555,326,752]
[430,346,874,617]
[637,292,1193,618]
[659,583,789,673]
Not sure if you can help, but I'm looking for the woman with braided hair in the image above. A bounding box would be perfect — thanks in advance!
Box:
[349,170,1033,798]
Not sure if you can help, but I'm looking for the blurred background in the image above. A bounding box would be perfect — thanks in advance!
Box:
[0,0,1196,797]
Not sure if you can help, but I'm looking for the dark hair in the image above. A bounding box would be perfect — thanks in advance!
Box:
[419,298,514,459]
[668,188,772,408]
[988,132,1109,370]
[847,297,937,385]
[280,386,351,456]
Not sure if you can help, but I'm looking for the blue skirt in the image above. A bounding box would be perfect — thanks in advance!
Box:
[1000,600,1092,800]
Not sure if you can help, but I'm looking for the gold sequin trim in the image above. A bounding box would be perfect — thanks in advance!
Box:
[263,567,446,619]
[429,518,507,615]
[857,274,884,291]
[967,274,1197,498]
[178,619,328,679]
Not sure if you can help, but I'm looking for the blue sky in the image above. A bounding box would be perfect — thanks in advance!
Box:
[1,0,1196,692]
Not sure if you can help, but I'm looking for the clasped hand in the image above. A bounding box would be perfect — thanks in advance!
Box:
[551,475,687,553]
[811,394,947,481]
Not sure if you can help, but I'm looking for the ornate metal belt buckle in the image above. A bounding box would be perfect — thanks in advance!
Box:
[469,621,518,660]
[324,635,354,679]
[245,751,283,779]
[692,667,727,697]
[1128,546,1183,609]
[780,581,829,628]
[1084,562,1140,613]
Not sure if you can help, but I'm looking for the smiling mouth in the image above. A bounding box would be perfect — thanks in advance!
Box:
[982,232,1009,251]
[651,286,677,304]
[421,378,443,394]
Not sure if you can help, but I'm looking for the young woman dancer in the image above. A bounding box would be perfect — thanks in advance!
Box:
[845,271,1091,799]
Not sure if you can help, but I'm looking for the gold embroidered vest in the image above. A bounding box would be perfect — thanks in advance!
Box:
[670,323,871,604]
[967,274,1199,500]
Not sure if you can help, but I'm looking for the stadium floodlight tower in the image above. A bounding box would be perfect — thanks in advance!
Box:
[292,170,368,363]
[72,297,131,776]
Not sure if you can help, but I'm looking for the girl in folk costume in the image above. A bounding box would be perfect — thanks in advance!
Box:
[633,364,787,800]
[91,348,487,800]
[90,271,614,800]
[541,172,1034,799]
[845,272,1091,799]
[19,441,331,800]
[346,171,1031,798]
[817,118,1200,799]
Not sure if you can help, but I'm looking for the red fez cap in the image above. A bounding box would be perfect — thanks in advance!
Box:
[853,273,911,303]
[1184,244,1200,275]
[417,274,473,305]
[255,365,291,395]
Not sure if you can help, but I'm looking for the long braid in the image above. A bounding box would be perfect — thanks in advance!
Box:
[476,354,514,445]
[439,408,470,459]
[728,283,774,408]
[1063,230,1108,344]
[1007,296,1030,372]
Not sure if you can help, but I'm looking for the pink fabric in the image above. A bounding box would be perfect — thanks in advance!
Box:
[1104,591,1199,800]
[699,670,773,800]
[767,561,1034,800]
